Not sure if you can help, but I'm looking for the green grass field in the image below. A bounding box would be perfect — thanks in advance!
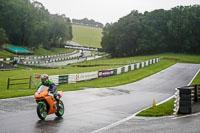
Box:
[34,48,74,56]
[72,24,103,48]
[1,53,200,99]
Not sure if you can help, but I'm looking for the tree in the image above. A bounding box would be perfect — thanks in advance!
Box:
[101,5,200,57]
[0,28,8,46]
[0,0,73,50]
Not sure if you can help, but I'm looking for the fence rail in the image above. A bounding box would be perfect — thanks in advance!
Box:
[7,76,31,90]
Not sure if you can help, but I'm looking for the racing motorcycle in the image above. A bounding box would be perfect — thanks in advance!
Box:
[34,85,64,120]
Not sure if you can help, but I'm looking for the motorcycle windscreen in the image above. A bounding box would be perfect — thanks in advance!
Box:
[37,85,48,93]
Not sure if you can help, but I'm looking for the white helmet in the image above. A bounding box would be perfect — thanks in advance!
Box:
[41,74,49,83]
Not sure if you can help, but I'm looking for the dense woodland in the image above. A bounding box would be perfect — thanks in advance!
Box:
[0,0,72,50]
[72,18,104,28]
[101,5,200,57]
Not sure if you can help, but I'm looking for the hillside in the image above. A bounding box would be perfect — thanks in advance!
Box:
[72,24,103,48]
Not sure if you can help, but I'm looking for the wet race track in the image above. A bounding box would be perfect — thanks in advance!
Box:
[0,63,200,133]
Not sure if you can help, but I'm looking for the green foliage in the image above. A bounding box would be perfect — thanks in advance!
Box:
[102,5,200,57]
[0,28,8,46]
[72,18,103,28]
[0,0,72,49]
[72,24,102,48]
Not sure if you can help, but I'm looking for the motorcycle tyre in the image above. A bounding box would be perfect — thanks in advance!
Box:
[37,102,47,120]
[55,100,64,117]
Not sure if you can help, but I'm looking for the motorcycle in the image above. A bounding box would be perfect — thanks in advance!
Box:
[34,85,65,120]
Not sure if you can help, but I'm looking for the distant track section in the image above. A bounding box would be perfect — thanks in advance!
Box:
[64,44,104,52]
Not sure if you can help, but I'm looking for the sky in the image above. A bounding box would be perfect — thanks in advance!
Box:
[35,0,200,25]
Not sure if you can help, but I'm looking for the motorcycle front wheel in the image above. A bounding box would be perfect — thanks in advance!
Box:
[37,102,47,120]
[55,100,64,117]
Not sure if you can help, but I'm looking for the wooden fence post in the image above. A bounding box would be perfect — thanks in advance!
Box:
[29,76,32,89]
[7,78,10,90]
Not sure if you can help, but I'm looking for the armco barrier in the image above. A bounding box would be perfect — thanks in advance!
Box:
[49,75,59,85]
[149,59,152,65]
[131,64,135,71]
[121,67,125,74]
[68,74,77,83]
[128,65,131,71]
[98,70,113,78]
[141,62,144,68]
[174,85,200,114]
[125,65,129,72]
[136,63,140,69]
[59,75,68,84]
[44,58,160,86]
[76,71,98,81]
[117,67,121,75]
[113,69,118,75]
[145,61,149,66]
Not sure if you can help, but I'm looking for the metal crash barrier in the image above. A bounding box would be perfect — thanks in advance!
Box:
[174,85,200,114]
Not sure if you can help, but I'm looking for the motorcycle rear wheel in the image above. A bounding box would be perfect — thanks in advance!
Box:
[55,100,64,117]
[37,102,47,120]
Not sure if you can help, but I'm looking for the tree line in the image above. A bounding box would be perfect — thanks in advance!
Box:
[101,5,200,57]
[72,18,104,28]
[0,0,72,50]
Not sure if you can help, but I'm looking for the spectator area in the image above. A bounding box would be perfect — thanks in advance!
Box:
[5,47,34,55]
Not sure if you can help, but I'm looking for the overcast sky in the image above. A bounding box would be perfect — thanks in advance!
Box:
[35,0,200,24]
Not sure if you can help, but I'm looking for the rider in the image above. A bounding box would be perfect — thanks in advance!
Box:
[38,74,60,103]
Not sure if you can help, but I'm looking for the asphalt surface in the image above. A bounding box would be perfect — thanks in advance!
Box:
[0,63,200,133]
[42,55,102,66]
[100,114,200,133]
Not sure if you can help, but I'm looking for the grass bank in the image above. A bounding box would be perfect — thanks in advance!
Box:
[72,24,102,48]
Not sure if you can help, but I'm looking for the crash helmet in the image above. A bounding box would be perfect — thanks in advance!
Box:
[41,74,49,84]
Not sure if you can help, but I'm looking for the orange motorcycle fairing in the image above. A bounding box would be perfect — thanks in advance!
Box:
[44,95,58,114]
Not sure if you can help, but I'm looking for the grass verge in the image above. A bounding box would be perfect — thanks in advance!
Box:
[136,70,200,117]
[136,98,175,117]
